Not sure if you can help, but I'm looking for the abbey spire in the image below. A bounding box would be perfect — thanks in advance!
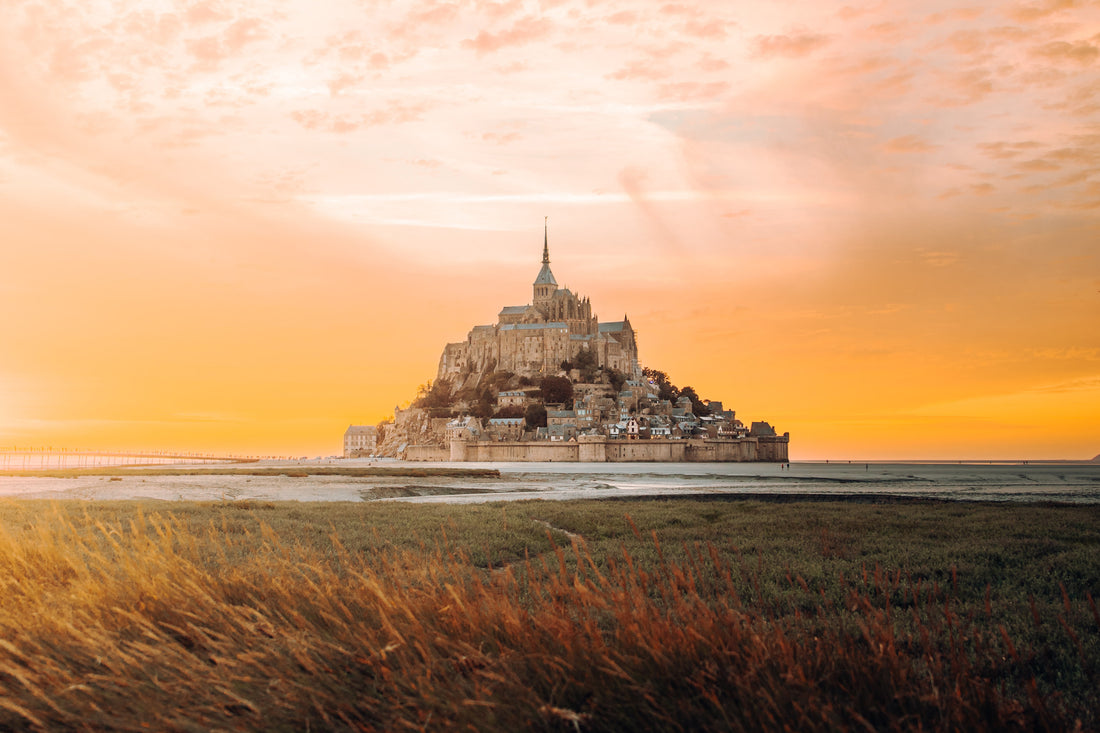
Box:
[542,216,550,265]
[533,216,558,306]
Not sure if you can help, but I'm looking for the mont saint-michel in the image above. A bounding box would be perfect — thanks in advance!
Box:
[359,225,789,463]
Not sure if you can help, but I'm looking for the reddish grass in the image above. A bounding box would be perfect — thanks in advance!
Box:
[0,506,1092,731]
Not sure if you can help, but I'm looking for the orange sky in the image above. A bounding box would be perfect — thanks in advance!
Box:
[2,0,1099,460]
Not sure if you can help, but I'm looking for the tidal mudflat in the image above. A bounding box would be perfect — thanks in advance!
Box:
[1,459,1097,503]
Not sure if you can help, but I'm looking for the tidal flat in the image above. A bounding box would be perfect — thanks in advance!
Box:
[1,459,1098,503]
[0,497,1096,731]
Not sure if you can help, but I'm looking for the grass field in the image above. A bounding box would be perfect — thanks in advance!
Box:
[0,497,1096,731]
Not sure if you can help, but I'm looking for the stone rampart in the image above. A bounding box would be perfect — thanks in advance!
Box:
[405,444,449,461]
[406,435,790,462]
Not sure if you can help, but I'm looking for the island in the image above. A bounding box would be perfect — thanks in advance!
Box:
[354,223,789,462]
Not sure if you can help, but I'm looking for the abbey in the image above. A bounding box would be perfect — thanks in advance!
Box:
[436,224,641,383]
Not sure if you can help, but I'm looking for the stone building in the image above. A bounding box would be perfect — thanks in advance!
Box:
[343,425,377,457]
[437,224,641,383]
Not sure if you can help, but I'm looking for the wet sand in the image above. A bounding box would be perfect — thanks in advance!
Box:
[1,459,1098,504]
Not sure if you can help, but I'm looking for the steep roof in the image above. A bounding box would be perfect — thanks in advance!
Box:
[534,262,557,286]
[499,322,568,331]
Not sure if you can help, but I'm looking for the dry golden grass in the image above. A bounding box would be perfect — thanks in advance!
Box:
[0,499,1095,731]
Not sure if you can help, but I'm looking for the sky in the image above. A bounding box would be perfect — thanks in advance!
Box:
[1,0,1099,460]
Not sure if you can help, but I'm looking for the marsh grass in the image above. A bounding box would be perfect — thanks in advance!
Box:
[0,498,1096,731]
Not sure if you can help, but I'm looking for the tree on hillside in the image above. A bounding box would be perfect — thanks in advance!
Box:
[679,386,710,416]
[470,387,494,419]
[412,379,453,409]
[539,375,573,405]
[524,404,547,430]
[606,368,626,393]
[643,367,679,402]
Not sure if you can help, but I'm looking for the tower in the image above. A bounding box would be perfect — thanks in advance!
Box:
[533,216,558,309]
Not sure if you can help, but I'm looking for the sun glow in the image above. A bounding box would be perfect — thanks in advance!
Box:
[1,0,1098,458]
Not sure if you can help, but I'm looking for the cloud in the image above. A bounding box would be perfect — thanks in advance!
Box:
[184,17,268,72]
[657,81,729,102]
[185,2,229,26]
[604,10,637,26]
[752,32,830,58]
[977,141,1043,159]
[461,16,551,54]
[1017,158,1061,172]
[697,53,729,72]
[607,60,669,82]
[1006,0,1082,22]
[918,250,961,267]
[1029,375,1100,393]
[930,67,995,106]
[883,135,936,154]
[482,131,521,144]
[1033,40,1100,65]
[223,18,267,53]
[680,18,732,40]
[290,102,430,133]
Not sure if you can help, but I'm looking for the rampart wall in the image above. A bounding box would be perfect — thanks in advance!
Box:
[405,445,450,461]
[421,435,789,463]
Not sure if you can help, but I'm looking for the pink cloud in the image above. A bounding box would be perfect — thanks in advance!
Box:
[977,141,1043,159]
[657,81,729,102]
[930,67,995,106]
[186,35,223,71]
[223,18,267,54]
[1006,0,1081,22]
[1018,158,1061,171]
[461,16,551,54]
[925,7,985,24]
[658,4,695,16]
[290,102,431,134]
[605,11,638,26]
[883,135,937,154]
[752,32,830,58]
[680,18,732,40]
[697,53,729,72]
[482,131,522,144]
[607,60,669,81]
[185,2,229,26]
[1033,40,1100,65]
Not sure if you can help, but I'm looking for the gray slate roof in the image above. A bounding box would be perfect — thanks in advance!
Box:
[534,262,557,286]
[500,322,568,331]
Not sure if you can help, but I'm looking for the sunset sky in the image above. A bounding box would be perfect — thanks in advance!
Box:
[2,0,1099,460]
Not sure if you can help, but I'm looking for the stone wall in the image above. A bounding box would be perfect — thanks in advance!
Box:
[405,444,450,461]
[408,435,791,463]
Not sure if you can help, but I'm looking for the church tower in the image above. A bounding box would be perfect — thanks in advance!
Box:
[533,217,558,309]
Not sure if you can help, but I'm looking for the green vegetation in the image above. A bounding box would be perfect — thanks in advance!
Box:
[642,367,712,413]
[0,498,1095,731]
[525,403,548,430]
[539,375,574,405]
